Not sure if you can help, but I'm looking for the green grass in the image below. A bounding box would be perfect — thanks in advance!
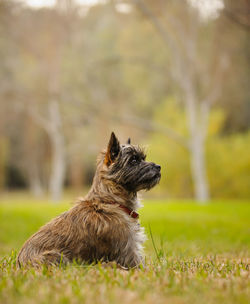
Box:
[0,194,249,304]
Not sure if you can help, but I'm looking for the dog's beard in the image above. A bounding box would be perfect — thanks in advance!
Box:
[131,171,161,191]
[109,165,161,193]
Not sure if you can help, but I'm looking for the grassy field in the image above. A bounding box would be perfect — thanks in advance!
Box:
[0,194,249,304]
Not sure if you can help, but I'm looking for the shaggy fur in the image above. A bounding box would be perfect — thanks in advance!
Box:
[17,132,161,268]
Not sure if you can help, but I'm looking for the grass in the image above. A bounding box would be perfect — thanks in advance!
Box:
[0,194,249,304]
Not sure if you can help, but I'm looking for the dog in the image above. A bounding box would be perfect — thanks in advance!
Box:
[17,132,161,268]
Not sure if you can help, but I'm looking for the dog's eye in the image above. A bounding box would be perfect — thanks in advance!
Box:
[131,156,139,165]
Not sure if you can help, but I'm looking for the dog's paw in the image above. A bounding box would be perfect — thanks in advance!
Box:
[101,261,129,270]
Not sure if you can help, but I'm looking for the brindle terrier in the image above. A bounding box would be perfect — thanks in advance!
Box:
[17,132,161,268]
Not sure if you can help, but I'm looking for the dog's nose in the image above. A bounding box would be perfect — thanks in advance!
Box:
[155,164,161,171]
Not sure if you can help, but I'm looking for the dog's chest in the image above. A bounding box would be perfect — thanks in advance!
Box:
[129,221,147,245]
[76,215,146,263]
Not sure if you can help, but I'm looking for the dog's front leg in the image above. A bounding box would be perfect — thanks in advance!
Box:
[116,245,145,269]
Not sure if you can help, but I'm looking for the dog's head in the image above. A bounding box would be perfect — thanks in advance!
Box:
[103,132,161,192]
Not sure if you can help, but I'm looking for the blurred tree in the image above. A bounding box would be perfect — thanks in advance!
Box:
[0,0,249,201]
[148,100,250,199]
[219,0,250,133]
[129,0,230,202]
[0,0,18,191]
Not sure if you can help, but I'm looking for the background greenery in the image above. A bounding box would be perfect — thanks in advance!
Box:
[0,0,249,201]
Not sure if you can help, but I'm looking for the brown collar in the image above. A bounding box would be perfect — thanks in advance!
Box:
[108,202,139,219]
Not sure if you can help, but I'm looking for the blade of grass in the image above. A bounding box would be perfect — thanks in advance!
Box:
[148,224,160,262]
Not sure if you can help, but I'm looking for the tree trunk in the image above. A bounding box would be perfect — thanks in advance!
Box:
[0,137,8,191]
[69,156,84,190]
[48,100,66,202]
[185,84,210,203]
[28,163,44,198]
[190,133,209,202]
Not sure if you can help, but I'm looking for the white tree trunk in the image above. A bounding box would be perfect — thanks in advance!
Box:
[28,164,44,198]
[48,100,66,202]
[190,133,209,202]
[185,84,210,203]
[27,99,66,202]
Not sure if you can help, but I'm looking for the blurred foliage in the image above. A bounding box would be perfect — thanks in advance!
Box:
[0,0,249,199]
[147,99,250,198]
[207,132,250,198]
[146,98,192,198]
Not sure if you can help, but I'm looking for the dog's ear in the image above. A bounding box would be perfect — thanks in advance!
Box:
[127,138,131,145]
[105,132,120,166]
